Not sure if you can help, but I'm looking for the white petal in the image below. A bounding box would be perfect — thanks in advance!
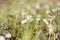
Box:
[27,15,32,20]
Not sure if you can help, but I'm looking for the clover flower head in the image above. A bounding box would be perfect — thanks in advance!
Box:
[26,15,33,22]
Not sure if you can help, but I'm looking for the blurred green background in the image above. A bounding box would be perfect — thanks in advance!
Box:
[0,0,60,40]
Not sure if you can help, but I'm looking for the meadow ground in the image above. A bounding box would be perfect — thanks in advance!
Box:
[0,0,60,40]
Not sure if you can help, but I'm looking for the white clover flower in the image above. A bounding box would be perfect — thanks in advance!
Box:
[21,19,27,24]
[26,15,33,22]
[43,19,49,25]
[0,36,6,40]
[27,15,32,20]
[5,33,11,38]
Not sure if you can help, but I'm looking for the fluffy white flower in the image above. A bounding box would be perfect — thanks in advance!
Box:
[0,36,6,40]
[21,19,27,24]
[5,33,11,38]
[26,15,33,22]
